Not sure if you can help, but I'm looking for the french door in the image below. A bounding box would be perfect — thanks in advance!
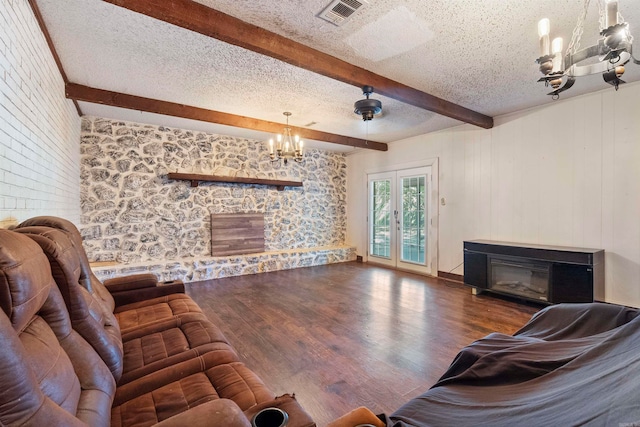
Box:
[368,166,434,275]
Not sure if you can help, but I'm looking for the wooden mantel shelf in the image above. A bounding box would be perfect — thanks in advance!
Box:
[167,172,303,191]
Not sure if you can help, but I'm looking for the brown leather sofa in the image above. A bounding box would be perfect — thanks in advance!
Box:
[0,219,315,427]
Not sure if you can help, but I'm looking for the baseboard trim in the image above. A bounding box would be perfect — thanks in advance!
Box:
[438,271,463,283]
[365,260,438,279]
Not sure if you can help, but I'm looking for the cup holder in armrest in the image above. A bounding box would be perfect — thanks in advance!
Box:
[251,407,289,427]
[162,280,183,286]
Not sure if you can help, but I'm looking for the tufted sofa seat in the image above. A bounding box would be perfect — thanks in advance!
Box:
[0,226,315,426]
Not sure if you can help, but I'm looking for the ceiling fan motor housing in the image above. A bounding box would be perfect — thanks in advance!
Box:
[354,85,382,120]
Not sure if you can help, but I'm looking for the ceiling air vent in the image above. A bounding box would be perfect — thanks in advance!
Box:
[318,0,365,26]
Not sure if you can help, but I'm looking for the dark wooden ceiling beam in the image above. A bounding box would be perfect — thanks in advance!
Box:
[28,0,82,116]
[66,83,388,151]
[104,0,494,129]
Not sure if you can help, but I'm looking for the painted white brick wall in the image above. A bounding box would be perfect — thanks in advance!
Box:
[0,0,81,227]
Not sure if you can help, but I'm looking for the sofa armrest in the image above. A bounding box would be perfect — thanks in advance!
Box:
[103,273,160,292]
[111,281,185,307]
[244,394,316,427]
[103,273,186,306]
[155,399,251,427]
[327,407,386,427]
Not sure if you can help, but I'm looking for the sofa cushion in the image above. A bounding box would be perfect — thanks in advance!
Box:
[115,294,204,332]
[112,360,274,427]
[0,229,116,427]
[0,230,52,332]
[0,309,90,427]
[118,313,238,385]
[19,215,117,311]
[16,226,125,380]
[154,399,251,427]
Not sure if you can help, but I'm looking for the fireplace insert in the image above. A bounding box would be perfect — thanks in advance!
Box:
[463,240,604,304]
[489,257,550,302]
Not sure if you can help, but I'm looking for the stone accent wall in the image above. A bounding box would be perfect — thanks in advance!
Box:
[80,117,353,281]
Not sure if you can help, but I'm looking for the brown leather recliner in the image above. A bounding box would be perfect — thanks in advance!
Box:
[0,222,315,427]
[17,216,203,331]
[0,229,115,427]
[0,229,315,426]
[16,225,237,385]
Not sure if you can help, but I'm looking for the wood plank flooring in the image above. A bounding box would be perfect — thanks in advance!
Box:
[186,262,540,426]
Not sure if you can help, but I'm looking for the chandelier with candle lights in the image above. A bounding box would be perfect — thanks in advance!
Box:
[536,0,638,99]
[268,112,304,165]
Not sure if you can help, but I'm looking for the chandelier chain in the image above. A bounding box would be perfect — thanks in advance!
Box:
[567,0,592,55]
[597,0,606,30]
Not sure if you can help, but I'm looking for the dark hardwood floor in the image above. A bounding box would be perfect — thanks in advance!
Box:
[186,262,540,426]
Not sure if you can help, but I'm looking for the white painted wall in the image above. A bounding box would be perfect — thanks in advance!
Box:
[0,1,81,227]
[347,81,640,308]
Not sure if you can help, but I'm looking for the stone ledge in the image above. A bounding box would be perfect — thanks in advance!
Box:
[91,245,356,283]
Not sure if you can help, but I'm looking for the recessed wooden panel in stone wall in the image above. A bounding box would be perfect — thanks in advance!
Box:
[211,213,264,256]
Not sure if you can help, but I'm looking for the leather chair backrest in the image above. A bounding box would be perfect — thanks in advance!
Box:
[0,229,115,426]
[18,216,116,312]
[16,226,125,381]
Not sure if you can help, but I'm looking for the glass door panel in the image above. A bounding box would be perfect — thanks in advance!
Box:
[368,172,395,267]
[400,175,426,264]
[371,179,391,258]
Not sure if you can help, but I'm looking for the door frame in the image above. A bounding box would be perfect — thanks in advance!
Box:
[364,158,439,276]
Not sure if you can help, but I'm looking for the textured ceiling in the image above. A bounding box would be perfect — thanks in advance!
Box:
[35,0,640,152]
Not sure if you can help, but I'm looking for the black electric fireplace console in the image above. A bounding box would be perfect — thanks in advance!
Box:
[464,240,604,304]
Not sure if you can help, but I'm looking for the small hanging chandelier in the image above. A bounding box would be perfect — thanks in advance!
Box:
[536,0,639,99]
[268,112,304,164]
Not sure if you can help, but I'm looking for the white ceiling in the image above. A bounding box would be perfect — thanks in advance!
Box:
[36,0,640,152]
